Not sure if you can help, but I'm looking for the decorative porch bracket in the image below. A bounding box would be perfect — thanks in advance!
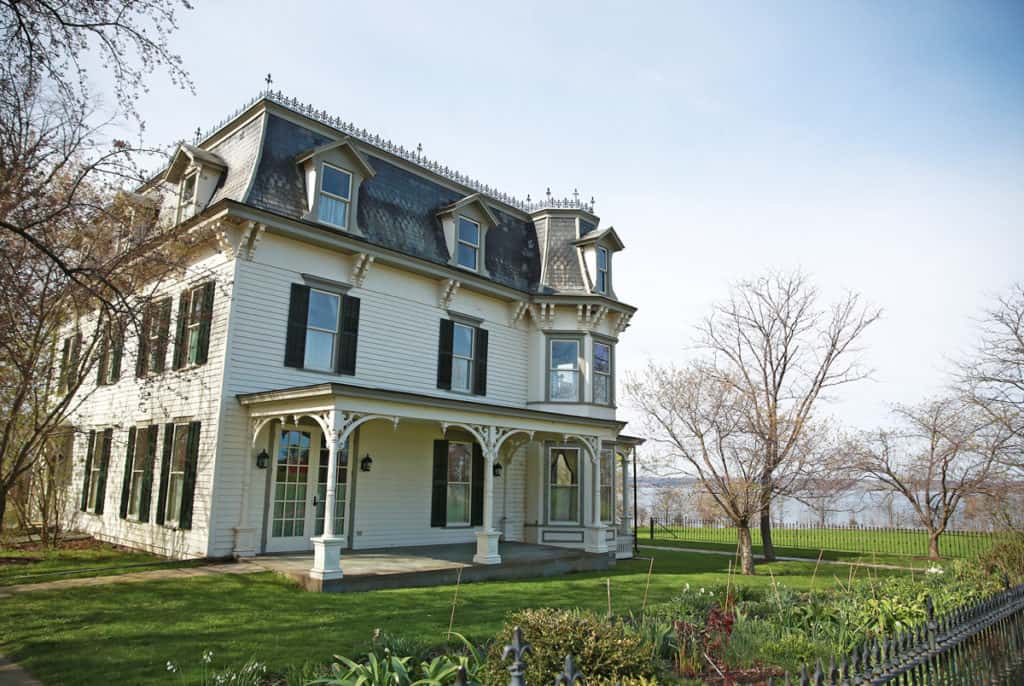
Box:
[440,423,535,565]
[563,433,609,555]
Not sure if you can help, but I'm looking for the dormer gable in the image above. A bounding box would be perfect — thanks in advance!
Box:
[573,226,624,297]
[437,193,498,275]
[163,143,227,224]
[296,137,376,234]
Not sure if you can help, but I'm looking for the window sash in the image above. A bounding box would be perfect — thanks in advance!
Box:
[304,289,341,371]
[600,450,614,522]
[164,424,189,527]
[451,323,474,392]
[127,430,150,518]
[86,433,103,512]
[446,442,472,525]
[456,217,480,270]
[549,339,580,401]
[596,248,608,293]
[549,447,580,524]
[185,287,204,365]
[319,164,351,228]
[593,342,612,404]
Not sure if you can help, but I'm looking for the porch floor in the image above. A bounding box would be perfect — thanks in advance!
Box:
[255,542,612,593]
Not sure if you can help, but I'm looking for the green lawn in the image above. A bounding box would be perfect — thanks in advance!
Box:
[638,538,935,569]
[640,524,998,560]
[0,549,910,686]
[0,542,201,587]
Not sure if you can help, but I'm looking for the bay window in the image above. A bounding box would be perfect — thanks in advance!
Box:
[593,341,612,405]
[549,339,581,401]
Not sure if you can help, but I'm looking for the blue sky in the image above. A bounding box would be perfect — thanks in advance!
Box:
[126,1,1023,431]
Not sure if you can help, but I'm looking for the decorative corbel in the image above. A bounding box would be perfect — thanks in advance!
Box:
[510,300,529,326]
[439,278,461,309]
[351,252,374,287]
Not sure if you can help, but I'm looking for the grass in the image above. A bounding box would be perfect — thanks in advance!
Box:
[638,538,935,569]
[640,524,999,560]
[0,541,202,587]
[0,548,911,686]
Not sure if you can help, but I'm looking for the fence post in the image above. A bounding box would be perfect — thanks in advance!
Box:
[650,517,654,542]
[502,626,532,686]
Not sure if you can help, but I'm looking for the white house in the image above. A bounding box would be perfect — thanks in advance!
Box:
[65,90,641,587]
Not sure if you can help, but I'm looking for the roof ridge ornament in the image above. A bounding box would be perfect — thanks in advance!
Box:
[192,90,597,216]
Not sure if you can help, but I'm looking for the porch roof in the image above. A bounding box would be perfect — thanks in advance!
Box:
[237,381,627,433]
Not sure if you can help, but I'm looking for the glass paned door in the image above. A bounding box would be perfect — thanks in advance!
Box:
[314,440,350,537]
[266,428,318,553]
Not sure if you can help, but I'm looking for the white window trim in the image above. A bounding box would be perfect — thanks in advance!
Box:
[548,446,581,525]
[548,338,581,403]
[599,449,615,524]
[595,247,609,294]
[176,171,198,224]
[184,286,205,367]
[163,423,189,528]
[317,162,353,230]
[455,216,481,272]
[85,432,104,513]
[304,288,342,372]
[446,441,473,527]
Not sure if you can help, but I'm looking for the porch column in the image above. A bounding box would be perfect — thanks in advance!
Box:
[474,427,501,565]
[620,450,633,536]
[584,441,610,554]
[310,410,344,582]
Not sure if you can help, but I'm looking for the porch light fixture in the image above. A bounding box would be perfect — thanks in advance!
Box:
[255,449,270,470]
[360,454,373,472]
[492,462,503,478]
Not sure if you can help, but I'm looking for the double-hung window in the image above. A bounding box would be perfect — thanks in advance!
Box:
[595,247,608,293]
[97,323,122,386]
[549,339,580,401]
[304,289,342,371]
[456,217,480,271]
[164,423,189,527]
[85,432,105,512]
[549,448,580,523]
[126,429,151,519]
[185,286,205,365]
[177,172,197,224]
[318,164,352,229]
[593,341,612,405]
[446,442,472,526]
[600,449,614,522]
[451,323,475,393]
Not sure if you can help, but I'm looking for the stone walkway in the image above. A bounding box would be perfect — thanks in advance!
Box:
[0,561,260,598]
[0,656,43,686]
[639,544,919,571]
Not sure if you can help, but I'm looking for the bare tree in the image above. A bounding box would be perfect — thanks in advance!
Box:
[958,283,1024,473]
[850,397,1013,559]
[0,0,194,529]
[649,483,688,523]
[697,271,881,560]
[628,362,816,574]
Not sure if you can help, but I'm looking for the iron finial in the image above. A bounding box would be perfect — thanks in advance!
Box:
[265,73,273,91]
[553,654,584,686]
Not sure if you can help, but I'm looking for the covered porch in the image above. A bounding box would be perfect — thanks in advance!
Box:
[254,541,610,593]
[235,383,637,591]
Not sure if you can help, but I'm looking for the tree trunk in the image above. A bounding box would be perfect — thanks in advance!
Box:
[759,477,777,561]
[0,487,7,532]
[928,531,941,560]
[737,524,756,575]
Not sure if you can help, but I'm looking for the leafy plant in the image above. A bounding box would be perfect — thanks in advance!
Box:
[314,652,412,686]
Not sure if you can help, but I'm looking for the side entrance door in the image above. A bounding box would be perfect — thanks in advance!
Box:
[265,426,351,553]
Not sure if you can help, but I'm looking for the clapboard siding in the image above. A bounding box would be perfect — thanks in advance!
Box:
[67,249,235,558]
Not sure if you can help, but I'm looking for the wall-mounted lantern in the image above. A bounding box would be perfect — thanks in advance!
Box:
[492,462,503,478]
[360,454,373,472]
[256,449,270,470]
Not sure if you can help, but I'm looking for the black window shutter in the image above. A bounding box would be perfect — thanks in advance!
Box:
[59,337,71,392]
[431,440,449,527]
[69,332,82,385]
[470,443,484,527]
[473,328,489,396]
[195,281,215,365]
[136,307,151,378]
[110,326,123,382]
[139,425,159,523]
[96,332,109,385]
[178,421,201,530]
[94,429,113,515]
[155,423,174,525]
[119,427,137,519]
[172,290,189,370]
[80,430,96,511]
[153,299,171,373]
[335,294,360,375]
[284,284,310,368]
[436,319,454,390]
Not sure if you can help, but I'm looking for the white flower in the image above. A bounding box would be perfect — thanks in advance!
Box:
[684,583,690,591]
[166,661,177,673]
[699,587,705,594]
[203,650,214,664]
[926,566,944,575]
[709,591,714,597]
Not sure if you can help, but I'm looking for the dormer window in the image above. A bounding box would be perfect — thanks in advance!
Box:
[457,217,480,271]
[318,163,352,229]
[177,171,197,223]
[596,247,609,293]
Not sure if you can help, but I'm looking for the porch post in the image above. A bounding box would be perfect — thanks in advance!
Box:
[585,440,609,554]
[474,426,501,565]
[310,410,344,582]
[620,450,633,536]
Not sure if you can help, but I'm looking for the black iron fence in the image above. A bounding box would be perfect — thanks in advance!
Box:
[644,516,1003,559]
[469,581,1024,685]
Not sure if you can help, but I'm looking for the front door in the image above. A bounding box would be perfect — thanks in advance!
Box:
[265,427,352,553]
